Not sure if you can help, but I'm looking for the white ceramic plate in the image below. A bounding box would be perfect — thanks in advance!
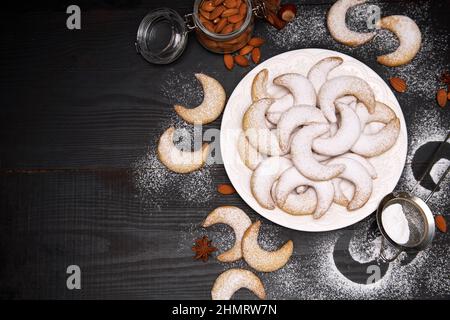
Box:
[220,49,407,232]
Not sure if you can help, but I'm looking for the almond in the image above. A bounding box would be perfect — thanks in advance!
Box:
[220,24,234,34]
[234,55,249,67]
[210,5,225,20]
[228,14,244,24]
[435,215,447,233]
[251,47,261,64]
[199,9,211,20]
[223,54,234,70]
[203,20,216,33]
[239,45,253,56]
[389,77,407,93]
[222,8,239,17]
[223,0,238,8]
[447,91,450,101]
[436,88,447,108]
[214,17,228,33]
[217,183,236,195]
[213,0,225,5]
[202,1,216,12]
[248,37,265,47]
[239,3,247,16]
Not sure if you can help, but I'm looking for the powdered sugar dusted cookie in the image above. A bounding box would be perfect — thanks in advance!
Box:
[211,268,266,300]
[238,132,264,170]
[174,73,226,125]
[242,221,293,272]
[312,103,361,156]
[266,94,294,124]
[307,56,344,93]
[332,178,350,206]
[243,98,285,156]
[340,152,377,179]
[291,124,345,181]
[250,157,292,209]
[157,127,210,174]
[327,0,376,47]
[318,76,376,123]
[277,106,327,153]
[376,15,422,67]
[276,167,334,219]
[351,118,401,157]
[327,157,373,210]
[251,69,270,102]
[202,206,252,262]
[273,73,317,106]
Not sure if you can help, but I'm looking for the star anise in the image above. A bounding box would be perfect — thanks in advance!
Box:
[192,236,217,262]
[440,70,450,84]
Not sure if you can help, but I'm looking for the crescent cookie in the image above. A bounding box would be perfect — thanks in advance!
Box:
[211,268,266,300]
[277,106,327,153]
[266,94,295,125]
[327,157,373,211]
[312,103,361,156]
[307,56,344,93]
[157,127,210,174]
[242,221,293,272]
[275,167,334,219]
[243,99,285,156]
[273,73,317,107]
[318,76,376,123]
[251,69,270,102]
[271,181,317,216]
[250,157,292,209]
[202,206,252,262]
[327,0,376,47]
[238,132,264,170]
[174,73,226,125]
[351,118,401,157]
[332,178,350,207]
[290,124,345,181]
[376,15,422,67]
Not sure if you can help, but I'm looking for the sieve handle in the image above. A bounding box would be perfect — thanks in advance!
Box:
[411,131,450,195]
[425,165,450,203]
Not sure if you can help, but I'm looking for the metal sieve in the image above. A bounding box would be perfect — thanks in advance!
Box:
[376,131,449,262]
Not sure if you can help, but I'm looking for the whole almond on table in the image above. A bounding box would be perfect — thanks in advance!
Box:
[217,183,236,195]
[223,54,234,70]
[436,88,447,108]
[251,47,261,64]
[435,215,447,233]
[389,77,407,93]
[234,55,249,67]
[248,37,265,47]
[239,45,253,55]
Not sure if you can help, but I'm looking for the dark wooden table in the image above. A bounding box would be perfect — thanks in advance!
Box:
[0,0,449,299]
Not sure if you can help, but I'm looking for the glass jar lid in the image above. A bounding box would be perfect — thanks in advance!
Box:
[136,8,189,65]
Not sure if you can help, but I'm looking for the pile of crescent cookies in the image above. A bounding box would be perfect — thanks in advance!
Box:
[239,57,401,219]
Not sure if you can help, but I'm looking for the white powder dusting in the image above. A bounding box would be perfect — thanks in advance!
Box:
[264,1,449,99]
[381,203,410,245]
[348,218,382,263]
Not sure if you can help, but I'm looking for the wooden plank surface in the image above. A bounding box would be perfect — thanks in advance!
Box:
[0,0,449,299]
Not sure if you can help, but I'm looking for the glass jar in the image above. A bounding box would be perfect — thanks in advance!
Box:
[192,0,254,54]
[136,0,267,64]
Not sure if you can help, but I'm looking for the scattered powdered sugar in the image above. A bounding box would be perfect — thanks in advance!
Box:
[161,70,204,108]
[264,1,449,99]
[348,218,382,263]
[132,110,215,210]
